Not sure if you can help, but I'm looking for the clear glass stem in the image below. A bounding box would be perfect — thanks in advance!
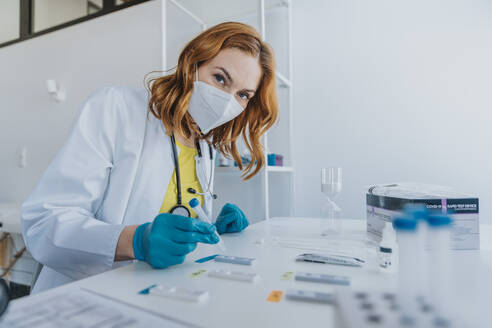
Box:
[321,197,342,235]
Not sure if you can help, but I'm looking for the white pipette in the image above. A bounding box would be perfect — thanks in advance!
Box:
[189,198,226,251]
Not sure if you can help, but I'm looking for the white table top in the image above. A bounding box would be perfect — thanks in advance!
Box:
[79,217,373,328]
[8,217,492,327]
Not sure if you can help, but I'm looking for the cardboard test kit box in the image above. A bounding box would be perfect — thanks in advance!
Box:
[366,183,479,250]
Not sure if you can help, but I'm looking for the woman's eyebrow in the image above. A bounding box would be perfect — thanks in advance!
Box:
[241,89,256,95]
[215,66,256,93]
[215,66,233,83]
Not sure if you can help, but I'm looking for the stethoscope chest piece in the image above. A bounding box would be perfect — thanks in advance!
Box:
[169,204,191,217]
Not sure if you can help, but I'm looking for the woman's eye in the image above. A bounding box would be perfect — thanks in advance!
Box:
[214,74,225,85]
[239,92,250,101]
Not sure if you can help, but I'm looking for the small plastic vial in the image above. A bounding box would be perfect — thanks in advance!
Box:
[379,221,397,273]
[404,204,430,306]
[394,217,419,326]
[427,214,453,327]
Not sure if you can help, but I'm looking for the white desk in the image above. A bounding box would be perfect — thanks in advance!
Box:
[6,217,492,327]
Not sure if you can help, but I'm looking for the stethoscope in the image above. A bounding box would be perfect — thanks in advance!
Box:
[169,134,217,217]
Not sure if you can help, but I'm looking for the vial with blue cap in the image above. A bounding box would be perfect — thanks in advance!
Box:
[393,216,420,326]
[404,204,430,307]
[188,198,226,252]
[427,214,453,327]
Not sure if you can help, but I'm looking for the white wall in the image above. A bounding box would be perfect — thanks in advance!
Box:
[34,0,88,32]
[0,0,20,43]
[0,0,163,204]
[292,0,492,222]
[165,1,202,71]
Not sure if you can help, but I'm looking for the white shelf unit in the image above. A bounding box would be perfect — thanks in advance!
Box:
[167,0,295,220]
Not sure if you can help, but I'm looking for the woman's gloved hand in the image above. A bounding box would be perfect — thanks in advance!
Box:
[133,212,219,269]
[215,203,249,235]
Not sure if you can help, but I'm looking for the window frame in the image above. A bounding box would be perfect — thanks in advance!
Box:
[0,0,152,49]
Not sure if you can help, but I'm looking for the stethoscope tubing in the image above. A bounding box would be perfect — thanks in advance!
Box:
[169,134,214,216]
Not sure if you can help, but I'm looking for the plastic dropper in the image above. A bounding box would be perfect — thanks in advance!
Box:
[188,198,226,251]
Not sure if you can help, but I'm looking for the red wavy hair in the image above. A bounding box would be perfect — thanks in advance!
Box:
[147,22,278,180]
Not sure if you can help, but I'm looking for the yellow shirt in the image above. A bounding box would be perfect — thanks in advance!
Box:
[159,140,204,218]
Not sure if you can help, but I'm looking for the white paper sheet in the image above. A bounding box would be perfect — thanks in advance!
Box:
[0,286,196,328]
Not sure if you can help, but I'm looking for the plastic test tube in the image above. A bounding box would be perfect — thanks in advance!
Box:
[189,198,226,251]
[404,205,430,305]
[427,214,453,327]
[393,217,420,326]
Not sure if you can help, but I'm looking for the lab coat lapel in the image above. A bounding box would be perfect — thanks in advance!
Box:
[123,119,175,225]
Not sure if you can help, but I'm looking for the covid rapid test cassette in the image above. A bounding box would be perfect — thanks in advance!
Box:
[214,255,256,265]
[208,269,260,283]
[295,272,351,285]
[148,285,209,303]
[286,289,335,304]
[296,253,365,267]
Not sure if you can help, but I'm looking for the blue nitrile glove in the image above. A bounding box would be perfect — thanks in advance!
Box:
[215,203,249,235]
[133,213,219,269]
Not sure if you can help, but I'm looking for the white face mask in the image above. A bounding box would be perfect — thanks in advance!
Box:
[187,68,244,134]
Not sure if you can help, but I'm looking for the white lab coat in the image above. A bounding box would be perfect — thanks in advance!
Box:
[21,86,215,293]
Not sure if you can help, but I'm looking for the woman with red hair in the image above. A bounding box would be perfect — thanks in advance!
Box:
[21,22,278,293]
